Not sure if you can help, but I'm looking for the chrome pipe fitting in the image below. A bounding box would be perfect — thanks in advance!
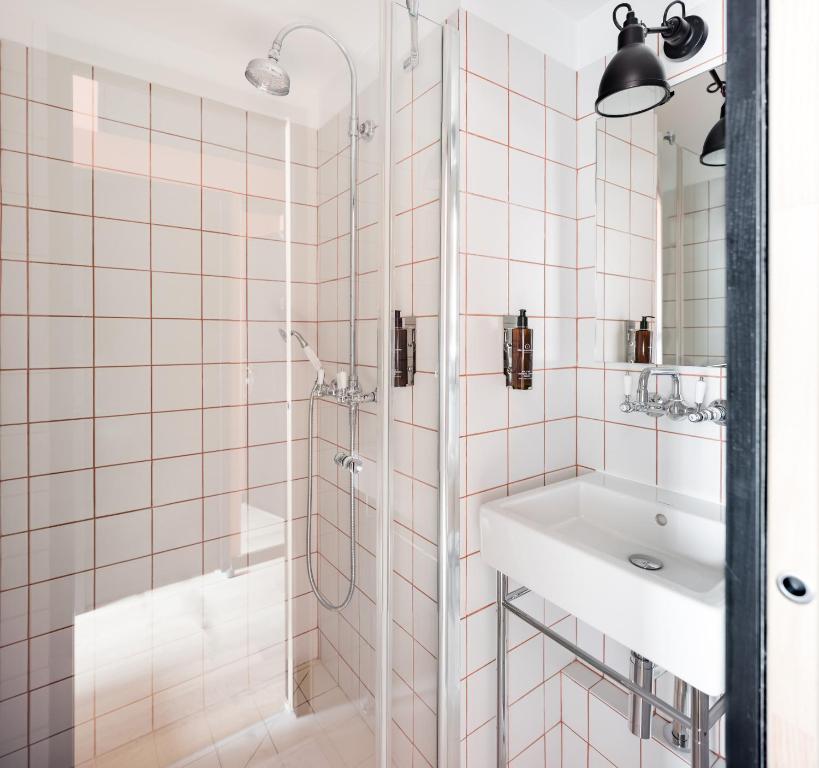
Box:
[663,677,692,751]
[628,652,655,739]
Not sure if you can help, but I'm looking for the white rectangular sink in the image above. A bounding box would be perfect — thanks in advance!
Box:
[480,472,725,695]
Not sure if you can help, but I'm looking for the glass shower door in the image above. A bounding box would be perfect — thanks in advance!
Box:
[0,4,387,762]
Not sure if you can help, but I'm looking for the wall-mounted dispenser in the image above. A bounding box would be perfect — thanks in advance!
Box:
[503,310,533,390]
[634,315,655,364]
[393,310,416,387]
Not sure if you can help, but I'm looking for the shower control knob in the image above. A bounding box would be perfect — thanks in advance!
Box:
[334,452,363,474]
[688,398,727,424]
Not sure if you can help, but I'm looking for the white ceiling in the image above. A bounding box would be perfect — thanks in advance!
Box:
[543,0,613,21]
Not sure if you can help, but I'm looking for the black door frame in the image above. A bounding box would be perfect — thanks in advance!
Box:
[725,0,767,764]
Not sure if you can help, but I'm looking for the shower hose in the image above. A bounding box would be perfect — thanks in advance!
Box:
[305,378,357,612]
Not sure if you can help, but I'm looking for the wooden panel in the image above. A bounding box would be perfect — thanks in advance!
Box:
[768,0,819,765]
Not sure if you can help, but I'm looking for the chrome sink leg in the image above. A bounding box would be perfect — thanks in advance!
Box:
[497,572,508,767]
[628,652,655,738]
[691,688,711,768]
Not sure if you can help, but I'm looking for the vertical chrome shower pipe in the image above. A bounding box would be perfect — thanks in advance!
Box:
[270,23,360,386]
[271,24,361,612]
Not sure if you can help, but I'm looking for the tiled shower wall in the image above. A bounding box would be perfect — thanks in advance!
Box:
[311,85,383,721]
[458,11,582,767]
[458,6,728,768]
[0,39,323,764]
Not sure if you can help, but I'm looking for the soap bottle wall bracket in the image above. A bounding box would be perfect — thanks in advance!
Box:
[393,314,416,387]
[503,314,533,388]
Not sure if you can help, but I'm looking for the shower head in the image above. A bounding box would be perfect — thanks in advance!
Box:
[245,56,290,96]
[279,328,324,380]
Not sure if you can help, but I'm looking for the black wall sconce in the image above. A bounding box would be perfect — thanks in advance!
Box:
[596,1,709,118]
[700,68,726,166]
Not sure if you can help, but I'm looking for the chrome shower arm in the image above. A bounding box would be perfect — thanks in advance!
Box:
[268,23,359,131]
[266,22,360,387]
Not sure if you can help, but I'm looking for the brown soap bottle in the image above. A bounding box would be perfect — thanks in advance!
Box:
[393,310,408,387]
[634,315,654,364]
[511,309,533,390]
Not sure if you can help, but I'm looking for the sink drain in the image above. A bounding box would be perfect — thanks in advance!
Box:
[629,554,664,571]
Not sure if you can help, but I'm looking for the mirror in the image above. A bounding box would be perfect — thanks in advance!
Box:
[594,65,726,366]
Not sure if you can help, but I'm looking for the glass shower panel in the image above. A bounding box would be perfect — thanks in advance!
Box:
[388,5,444,765]
[0,7,385,762]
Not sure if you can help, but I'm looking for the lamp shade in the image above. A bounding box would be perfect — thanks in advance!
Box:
[595,16,672,117]
[700,103,726,166]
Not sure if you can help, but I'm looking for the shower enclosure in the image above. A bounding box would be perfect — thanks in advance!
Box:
[0,1,460,766]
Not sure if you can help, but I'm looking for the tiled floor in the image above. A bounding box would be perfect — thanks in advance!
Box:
[77,660,374,768]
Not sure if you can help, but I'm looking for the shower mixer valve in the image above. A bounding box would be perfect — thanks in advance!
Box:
[315,373,377,406]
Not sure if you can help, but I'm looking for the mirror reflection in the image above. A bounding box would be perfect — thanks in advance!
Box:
[596,65,727,366]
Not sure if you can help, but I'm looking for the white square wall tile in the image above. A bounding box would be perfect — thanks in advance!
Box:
[95,119,150,175]
[509,205,544,264]
[509,38,544,103]
[95,68,149,127]
[28,155,92,215]
[577,58,605,118]
[29,419,93,475]
[509,260,544,316]
[466,14,508,86]
[151,85,201,139]
[589,693,640,767]
[546,108,576,166]
[0,424,27,481]
[466,255,507,315]
[578,417,604,470]
[202,99,246,150]
[96,509,151,568]
[510,95,545,157]
[466,429,507,494]
[467,73,507,143]
[545,368,575,420]
[546,162,576,218]
[509,423,545,483]
[466,194,508,258]
[29,368,92,421]
[28,48,93,112]
[29,521,94,581]
[658,431,721,502]
[509,149,544,210]
[95,168,149,222]
[151,131,201,185]
[466,134,507,201]
[605,422,656,484]
[546,417,575,472]
[28,102,92,164]
[546,56,577,117]
[1,40,27,98]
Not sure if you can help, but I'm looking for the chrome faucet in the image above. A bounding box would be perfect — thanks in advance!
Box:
[621,366,727,424]
[622,366,688,419]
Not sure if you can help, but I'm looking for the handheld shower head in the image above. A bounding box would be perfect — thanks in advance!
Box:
[280,328,324,381]
[245,56,290,95]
